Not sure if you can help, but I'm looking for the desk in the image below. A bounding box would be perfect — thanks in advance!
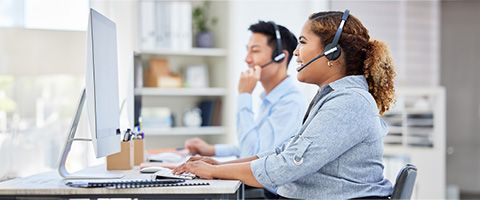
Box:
[0,165,244,199]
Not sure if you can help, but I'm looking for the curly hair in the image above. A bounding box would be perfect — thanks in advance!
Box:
[308,11,396,115]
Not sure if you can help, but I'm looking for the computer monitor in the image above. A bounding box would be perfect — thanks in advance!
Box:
[58,8,123,179]
[85,8,121,158]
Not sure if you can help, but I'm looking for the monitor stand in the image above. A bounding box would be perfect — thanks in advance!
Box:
[58,89,124,180]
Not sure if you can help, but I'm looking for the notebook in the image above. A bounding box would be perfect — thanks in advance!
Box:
[65,178,209,189]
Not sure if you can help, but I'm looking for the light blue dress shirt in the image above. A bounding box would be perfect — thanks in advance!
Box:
[215,76,306,158]
[251,75,393,199]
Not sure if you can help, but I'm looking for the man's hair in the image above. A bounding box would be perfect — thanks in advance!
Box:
[248,21,298,67]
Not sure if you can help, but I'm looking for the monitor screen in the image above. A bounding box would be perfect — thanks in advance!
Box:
[85,8,121,158]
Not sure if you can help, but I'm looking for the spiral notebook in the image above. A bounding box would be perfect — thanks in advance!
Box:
[66,178,209,189]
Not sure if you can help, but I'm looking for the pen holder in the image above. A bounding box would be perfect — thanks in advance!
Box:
[133,139,145,166]
[106,141,133,170]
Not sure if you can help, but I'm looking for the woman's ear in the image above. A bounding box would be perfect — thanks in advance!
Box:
[331,51,346,73]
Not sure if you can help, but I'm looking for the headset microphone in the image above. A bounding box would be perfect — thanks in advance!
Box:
[260,60,274,68]
[296,54,324,72]
[296,47,338,72]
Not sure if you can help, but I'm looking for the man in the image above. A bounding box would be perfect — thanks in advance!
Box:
[185,21,305,158]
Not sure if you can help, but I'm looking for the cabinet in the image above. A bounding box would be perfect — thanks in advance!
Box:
[134,1,232,148]
[382,87,446,199]
[133,49,231,146]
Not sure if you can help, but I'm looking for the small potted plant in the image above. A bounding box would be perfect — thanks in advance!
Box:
[192,1,218,48]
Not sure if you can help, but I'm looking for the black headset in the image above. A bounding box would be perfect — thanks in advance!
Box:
[296,9,350,72]
[260,21,286,68]
[270,21,286,63]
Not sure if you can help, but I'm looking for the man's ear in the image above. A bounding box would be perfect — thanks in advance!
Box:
[281,50,290,66]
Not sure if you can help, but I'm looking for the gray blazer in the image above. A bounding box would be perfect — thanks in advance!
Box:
[251,75,393,199]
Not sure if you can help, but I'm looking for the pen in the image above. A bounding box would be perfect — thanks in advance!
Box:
[176,147,185,151]
[122,131,127,141]
[147,158,163,163]
[123,129,132,142]
[134,126,144,140]
[66,181,90,188]
[127,129,132,141]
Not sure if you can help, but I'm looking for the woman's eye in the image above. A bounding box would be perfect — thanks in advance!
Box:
[299,40,306,44]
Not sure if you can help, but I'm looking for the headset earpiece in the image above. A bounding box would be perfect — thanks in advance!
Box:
[323,9,349,61]
[324,43,341,60]
[269,21,285,63]
[273,52,286,62]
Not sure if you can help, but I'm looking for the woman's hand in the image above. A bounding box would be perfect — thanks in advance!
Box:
[173,158,263,187]
[173,160,217,179]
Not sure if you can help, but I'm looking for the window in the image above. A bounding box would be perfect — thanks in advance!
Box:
[0,0,92,180]
[0,0,89,31]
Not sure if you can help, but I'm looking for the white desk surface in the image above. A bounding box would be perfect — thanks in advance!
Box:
[0,165,242,197]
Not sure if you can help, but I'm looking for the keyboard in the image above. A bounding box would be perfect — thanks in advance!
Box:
[151,168,196,180]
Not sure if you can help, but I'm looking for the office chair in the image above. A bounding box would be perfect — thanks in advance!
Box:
[391,164,417,200]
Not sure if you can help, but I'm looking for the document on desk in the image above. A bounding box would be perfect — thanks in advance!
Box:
[65,178,209,189]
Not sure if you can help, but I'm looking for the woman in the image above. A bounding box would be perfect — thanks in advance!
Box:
[173,10,396,199]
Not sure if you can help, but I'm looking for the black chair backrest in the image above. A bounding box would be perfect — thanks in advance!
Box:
[391,164,417,200]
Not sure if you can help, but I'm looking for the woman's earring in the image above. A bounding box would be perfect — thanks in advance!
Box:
[328,61,333,67]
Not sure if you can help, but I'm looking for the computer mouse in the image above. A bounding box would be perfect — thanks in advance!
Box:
[140,166,170,174]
